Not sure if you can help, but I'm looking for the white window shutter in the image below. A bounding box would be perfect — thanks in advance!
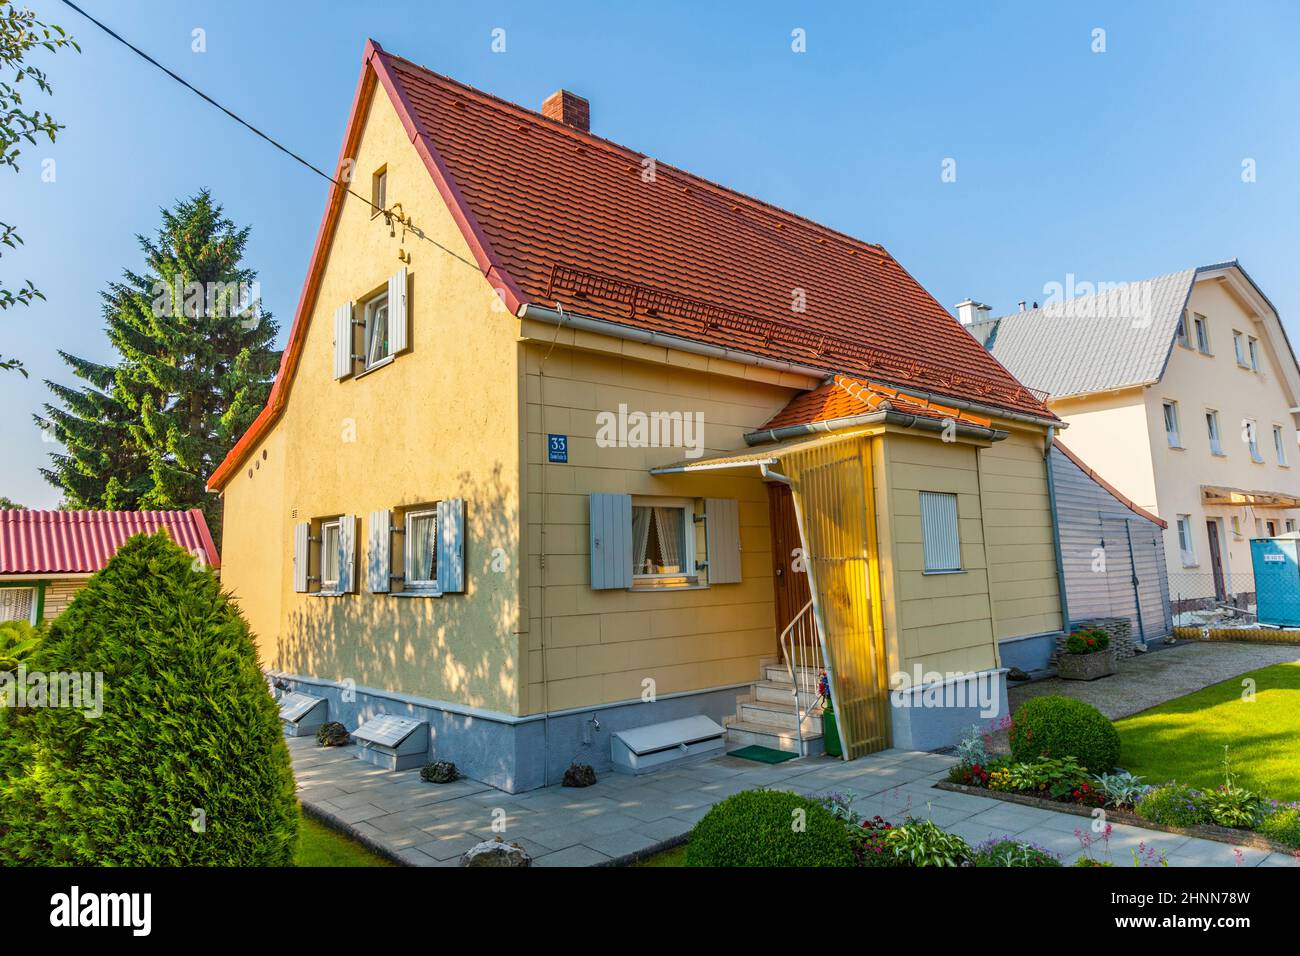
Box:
[368,510,391,593]
[292,522,310,592]
[705,498,742,584]
[387,266,408,356]
[337,515,358,593]
[437,498,466,593]
[333,302,354,379]
[589,493,633,590]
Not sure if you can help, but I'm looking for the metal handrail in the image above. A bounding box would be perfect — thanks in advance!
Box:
[779,599,823,755]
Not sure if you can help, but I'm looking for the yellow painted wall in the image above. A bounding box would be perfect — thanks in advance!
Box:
[219,83,526,714]
[41,579,85,621]
[877,431,998,678]
[519,338,815,714]
[977,425,1063,639]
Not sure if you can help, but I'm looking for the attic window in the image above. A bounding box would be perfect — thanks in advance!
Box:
[371,167,387,218]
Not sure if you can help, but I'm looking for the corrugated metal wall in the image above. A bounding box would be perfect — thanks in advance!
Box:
[782,437,891,758]
[1051,446,1171,641]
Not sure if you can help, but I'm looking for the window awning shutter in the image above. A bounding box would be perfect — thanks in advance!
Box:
[704,498,742,584]
[437,498,466,593]
[338,514,358,593]
[388,266,408,356]
[589,493,633,589]
[368,510,392,593]
[293,522,310,592]
[334,302,354,380]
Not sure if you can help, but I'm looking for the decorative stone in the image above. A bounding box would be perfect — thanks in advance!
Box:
[315,721,350,747]
[1057,616,1141,662]
[420,760,459,784]
[460,837,532,867]
[562,763,597,788]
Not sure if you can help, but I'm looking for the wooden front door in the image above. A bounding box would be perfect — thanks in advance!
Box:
[767,482,811,637]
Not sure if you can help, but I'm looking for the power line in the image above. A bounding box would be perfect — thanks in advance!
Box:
[58,0,482,272]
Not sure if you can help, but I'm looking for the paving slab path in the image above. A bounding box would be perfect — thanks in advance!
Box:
[290,737,1296,868]
[1008,639,1300,721]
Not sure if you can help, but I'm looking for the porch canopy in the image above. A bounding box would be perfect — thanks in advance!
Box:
[651,426,895,759]
[1201,484,1300,510]
[648,428,875,476]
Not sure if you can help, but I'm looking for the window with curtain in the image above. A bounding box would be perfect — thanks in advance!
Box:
[632,504,689,577]
[405,508,438,589]
[0,587,34,623]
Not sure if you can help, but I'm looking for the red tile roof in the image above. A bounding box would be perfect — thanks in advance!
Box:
[0,509,220,575]
[208,40,1054,490]
[760,375,993,433]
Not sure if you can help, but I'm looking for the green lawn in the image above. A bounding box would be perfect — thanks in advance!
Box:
[294,811,394,867]
[1114,662,1300,801]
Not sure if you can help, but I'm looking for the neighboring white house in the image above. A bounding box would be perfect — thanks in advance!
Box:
[962,262,1300,607]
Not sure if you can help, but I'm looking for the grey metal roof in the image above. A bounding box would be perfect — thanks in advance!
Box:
[967,269,1197,399]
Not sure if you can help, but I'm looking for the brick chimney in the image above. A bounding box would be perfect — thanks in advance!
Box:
[542,90,589,133]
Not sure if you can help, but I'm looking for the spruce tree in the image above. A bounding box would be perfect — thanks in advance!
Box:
[38,190,280,536]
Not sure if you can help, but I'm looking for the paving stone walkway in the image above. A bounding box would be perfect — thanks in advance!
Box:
[289,738,1297,868]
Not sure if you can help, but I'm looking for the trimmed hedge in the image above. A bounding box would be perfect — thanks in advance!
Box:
[0,533,298,865]
[1010,695,1120,773]
[686,790,855,867]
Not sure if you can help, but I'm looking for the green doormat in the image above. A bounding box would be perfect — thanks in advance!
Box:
[728,745,798,764]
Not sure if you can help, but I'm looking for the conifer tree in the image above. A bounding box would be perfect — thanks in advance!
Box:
[38,190,280,536]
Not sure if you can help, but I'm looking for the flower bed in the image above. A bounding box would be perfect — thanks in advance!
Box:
[945,719,1300,859]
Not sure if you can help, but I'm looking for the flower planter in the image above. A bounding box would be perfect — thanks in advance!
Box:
[1056,648,1116,681]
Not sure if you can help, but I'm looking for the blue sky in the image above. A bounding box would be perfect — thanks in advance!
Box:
[4,0,1299,507]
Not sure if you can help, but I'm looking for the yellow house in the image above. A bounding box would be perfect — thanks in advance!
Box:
[210,41,1067,791]
[965,263,1300,614]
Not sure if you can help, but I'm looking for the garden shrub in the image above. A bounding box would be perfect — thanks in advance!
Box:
[420,760,459,784]
[316,721,350,747]
[0,619,42,674]
[0,532,298,865]
[1200,783,1268,830]
[884,819,970,867]
[972,837,1061,867]
[1135,783,1211,828]
[1259,806,1300,848]
[1009,696,1120,773]
[686,790,855,867]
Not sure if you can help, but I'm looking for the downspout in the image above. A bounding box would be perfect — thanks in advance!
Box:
[1043,429,1070,633]
[760,462,846,762]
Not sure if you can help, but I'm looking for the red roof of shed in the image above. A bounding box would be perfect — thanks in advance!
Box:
[209,41,1054,490]
[0,509,220,575]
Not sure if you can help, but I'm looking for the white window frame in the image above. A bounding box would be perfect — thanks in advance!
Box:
[403,506,441,594]
[1245,419,1263,462]
[1274,424,1288,466]
[919,491,963,573]
[1174,312,1190,348]
[362,290,391,371]
[1192,314,1210,354]
[1176,515,1196,566]
[1233,330,1247,367]
[1162,400,1182,448]
[1287,519,1296,534]
[0,586,37,624]
[631,496,698,586]
[1248,336,1260,371]
[319,519,341,592]
[1206,409,1223,455]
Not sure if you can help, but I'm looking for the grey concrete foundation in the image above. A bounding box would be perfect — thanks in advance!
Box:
[888,668,1009,751]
